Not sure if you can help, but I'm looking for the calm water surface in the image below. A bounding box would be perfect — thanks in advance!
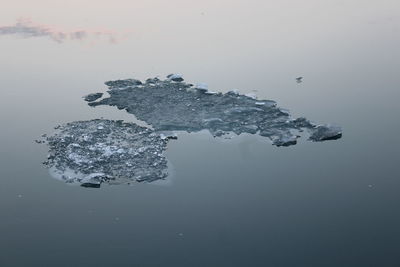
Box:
[0,1,399,266]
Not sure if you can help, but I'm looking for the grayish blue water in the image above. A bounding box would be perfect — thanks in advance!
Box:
[0,1,399,266]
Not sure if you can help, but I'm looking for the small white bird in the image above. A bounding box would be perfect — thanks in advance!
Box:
[296,77,303,83]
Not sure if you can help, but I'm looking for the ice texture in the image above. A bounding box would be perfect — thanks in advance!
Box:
[42,119,170,187]
[195,83,209,91]
[309,124,342,141]
[167,73,184,82]
[40,74,342,188]
[87,75,342,146]
[104,79,142,89]
[83,93,103,102]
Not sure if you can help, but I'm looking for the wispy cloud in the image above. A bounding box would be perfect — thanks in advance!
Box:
[0,18,124,44]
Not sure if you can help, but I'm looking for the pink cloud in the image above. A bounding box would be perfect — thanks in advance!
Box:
[0,18,126,44]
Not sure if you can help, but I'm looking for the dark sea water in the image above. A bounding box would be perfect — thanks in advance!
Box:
[1,1,399,266]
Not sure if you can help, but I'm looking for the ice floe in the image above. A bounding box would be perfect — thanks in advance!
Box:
[86,74,342,146]
[41,119,172,187]
[39,73,342,188]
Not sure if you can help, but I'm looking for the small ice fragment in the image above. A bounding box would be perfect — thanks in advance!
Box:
[245,93,257,99]
[160,132,178,140]
[146,77,160,84]
[279,108,290,115]
[309,124,342,141]
[255,102,265,106]
[83,93,103,102]
[195,83,208,91]
[204,90,218,95]
[105,79,142,89]
[167,74,184,82]
[228,89,240,95]
[82,173,106,181]
[271,135,298,147]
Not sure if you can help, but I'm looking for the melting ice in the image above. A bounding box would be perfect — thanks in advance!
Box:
[41,120,171,187]
[40,74,342,188]
[87,74,342,146]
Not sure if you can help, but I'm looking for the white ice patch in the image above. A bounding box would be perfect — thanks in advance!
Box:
[245,93,257,99]
[168,74,182,80]
[204,90,218,95]
[195,83,208,90]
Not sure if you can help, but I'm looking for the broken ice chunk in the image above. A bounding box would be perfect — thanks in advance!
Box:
[146,77,160,84]
[309,124,342,141]
[105,79,142,89]
[278,108,290,115]
[160,132,178,140]
[204,90,218,95]
[195,83,208,91]
[83,93,103,102]
[290,117,315,128]
[80,173,108,187]
[167,74,184,82]
[271,134,298,147]
[244,93,257,99]
[228,89,240,95]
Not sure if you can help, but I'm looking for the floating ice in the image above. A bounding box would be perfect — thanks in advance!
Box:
[167,74,184,82]
[40,74,342,188]
[309,124,342,141]
[104,79,142,90]
[159,132,178,140]
[87,76,342,146]
[41,119,171,187]
[244,93,257,99]
[229,89,240,95]
[195,83,209,91]
[83,93,103,102]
